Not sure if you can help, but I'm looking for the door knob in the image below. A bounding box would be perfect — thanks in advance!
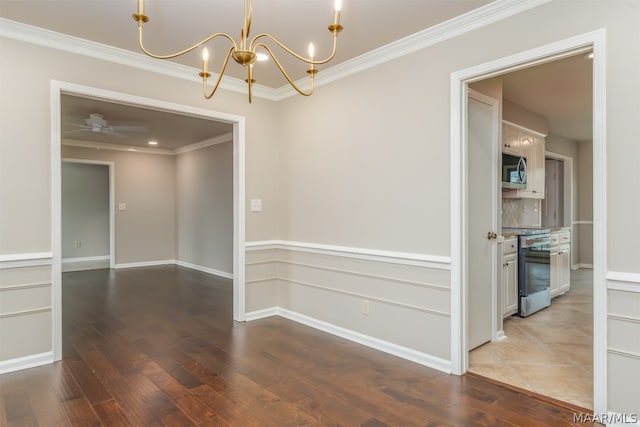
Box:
[487,231,498,240]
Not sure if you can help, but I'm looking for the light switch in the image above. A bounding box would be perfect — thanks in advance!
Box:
[250,198,262,212]
[118,203,127,211]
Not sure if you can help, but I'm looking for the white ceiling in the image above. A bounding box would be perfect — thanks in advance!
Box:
[501,53,593,141]
[61,94,232,150]
[2,0,593,145]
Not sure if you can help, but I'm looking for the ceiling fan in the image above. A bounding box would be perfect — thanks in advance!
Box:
[63,113,148,138]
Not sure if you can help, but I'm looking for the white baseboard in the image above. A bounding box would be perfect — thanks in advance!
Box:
[114,259,176,269]
[244,306,451,374]
[572,263,593,270]
[113,259,234,281]
[245,307,279,321]
[62,255,110,263]
[175,260,233,280]
[495,330,507,342]
[62,255,111,272]
[0,351,53,374]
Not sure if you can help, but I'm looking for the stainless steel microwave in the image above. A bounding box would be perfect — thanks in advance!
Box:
[502,153,527,189]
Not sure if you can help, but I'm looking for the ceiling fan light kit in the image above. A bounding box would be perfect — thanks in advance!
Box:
[132,0,344,103]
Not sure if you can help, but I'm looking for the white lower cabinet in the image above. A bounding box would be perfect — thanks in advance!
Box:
[550,231,571,298]
[558,244,571,294]
[502,237,518,317]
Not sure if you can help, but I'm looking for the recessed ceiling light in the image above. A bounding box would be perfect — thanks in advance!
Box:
[256,53,269,62]
[148,140,158,145]
[127,148,136,151]
[584,52,594,60]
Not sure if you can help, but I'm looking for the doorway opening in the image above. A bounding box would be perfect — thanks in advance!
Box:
[51,81,247,362]
[61,159,115,272]
[450,30,606,414]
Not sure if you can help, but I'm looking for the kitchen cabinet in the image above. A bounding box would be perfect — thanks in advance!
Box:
[550,230,571,297]
[502,121,546,199]
[502,122,521,155]
[502,237,518,317]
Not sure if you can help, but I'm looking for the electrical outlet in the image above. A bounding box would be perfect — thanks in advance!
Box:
[74,241,81,248]
[362,299,370,315]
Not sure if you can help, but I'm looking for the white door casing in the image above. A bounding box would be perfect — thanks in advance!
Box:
[50,81,247,362]
[450,30,607,414]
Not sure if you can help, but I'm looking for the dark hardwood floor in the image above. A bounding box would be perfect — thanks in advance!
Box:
[1,266,595,426]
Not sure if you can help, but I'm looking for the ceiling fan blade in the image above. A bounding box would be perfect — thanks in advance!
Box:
[110,125,148,133]
[102,130,126,138]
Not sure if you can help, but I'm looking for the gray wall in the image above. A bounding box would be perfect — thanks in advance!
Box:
[272,0,639,415]
[62,146,177,265]
[546,134,594,267]
[61,162,109,259]
[176,142,233,274]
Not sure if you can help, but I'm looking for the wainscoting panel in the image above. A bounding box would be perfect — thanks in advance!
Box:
[0,283,51,314]
[607,273,640,416]
[280,278,451,361]
[607,352,640,417]
[245,242,452,367]
[0,260,53,368]
[245,247,280,312]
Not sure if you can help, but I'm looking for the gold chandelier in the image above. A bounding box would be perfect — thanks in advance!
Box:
[132,0,344,103]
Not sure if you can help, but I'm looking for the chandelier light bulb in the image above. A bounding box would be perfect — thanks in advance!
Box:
[202,47,210,62]
[308,42,316,59]
[334,0,342,12]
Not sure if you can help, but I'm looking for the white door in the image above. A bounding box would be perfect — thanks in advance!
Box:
[467,90,499,351]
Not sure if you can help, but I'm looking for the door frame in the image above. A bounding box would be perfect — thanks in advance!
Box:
[61,159,116,270]
[50,81,247,362]
[450,29,607,414]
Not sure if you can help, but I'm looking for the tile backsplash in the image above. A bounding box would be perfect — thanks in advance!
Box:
[502,198,542,228]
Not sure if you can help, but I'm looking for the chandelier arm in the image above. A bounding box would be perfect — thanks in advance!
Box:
[250,33,339,65]
[203,47,235,99]
[137,27,238,60]
[255,43,315,97]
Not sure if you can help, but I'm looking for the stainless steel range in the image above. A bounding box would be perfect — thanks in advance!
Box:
[503,228,551,317]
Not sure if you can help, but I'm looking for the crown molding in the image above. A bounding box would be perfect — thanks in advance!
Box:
[62,139,175,155]
[0,17,280,101]
[61,132,233,156]
[1,0,550,103]
[273,0,551,100]
[174,132,233,154]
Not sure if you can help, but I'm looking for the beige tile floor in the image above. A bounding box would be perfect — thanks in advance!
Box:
[469,268,593,409]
